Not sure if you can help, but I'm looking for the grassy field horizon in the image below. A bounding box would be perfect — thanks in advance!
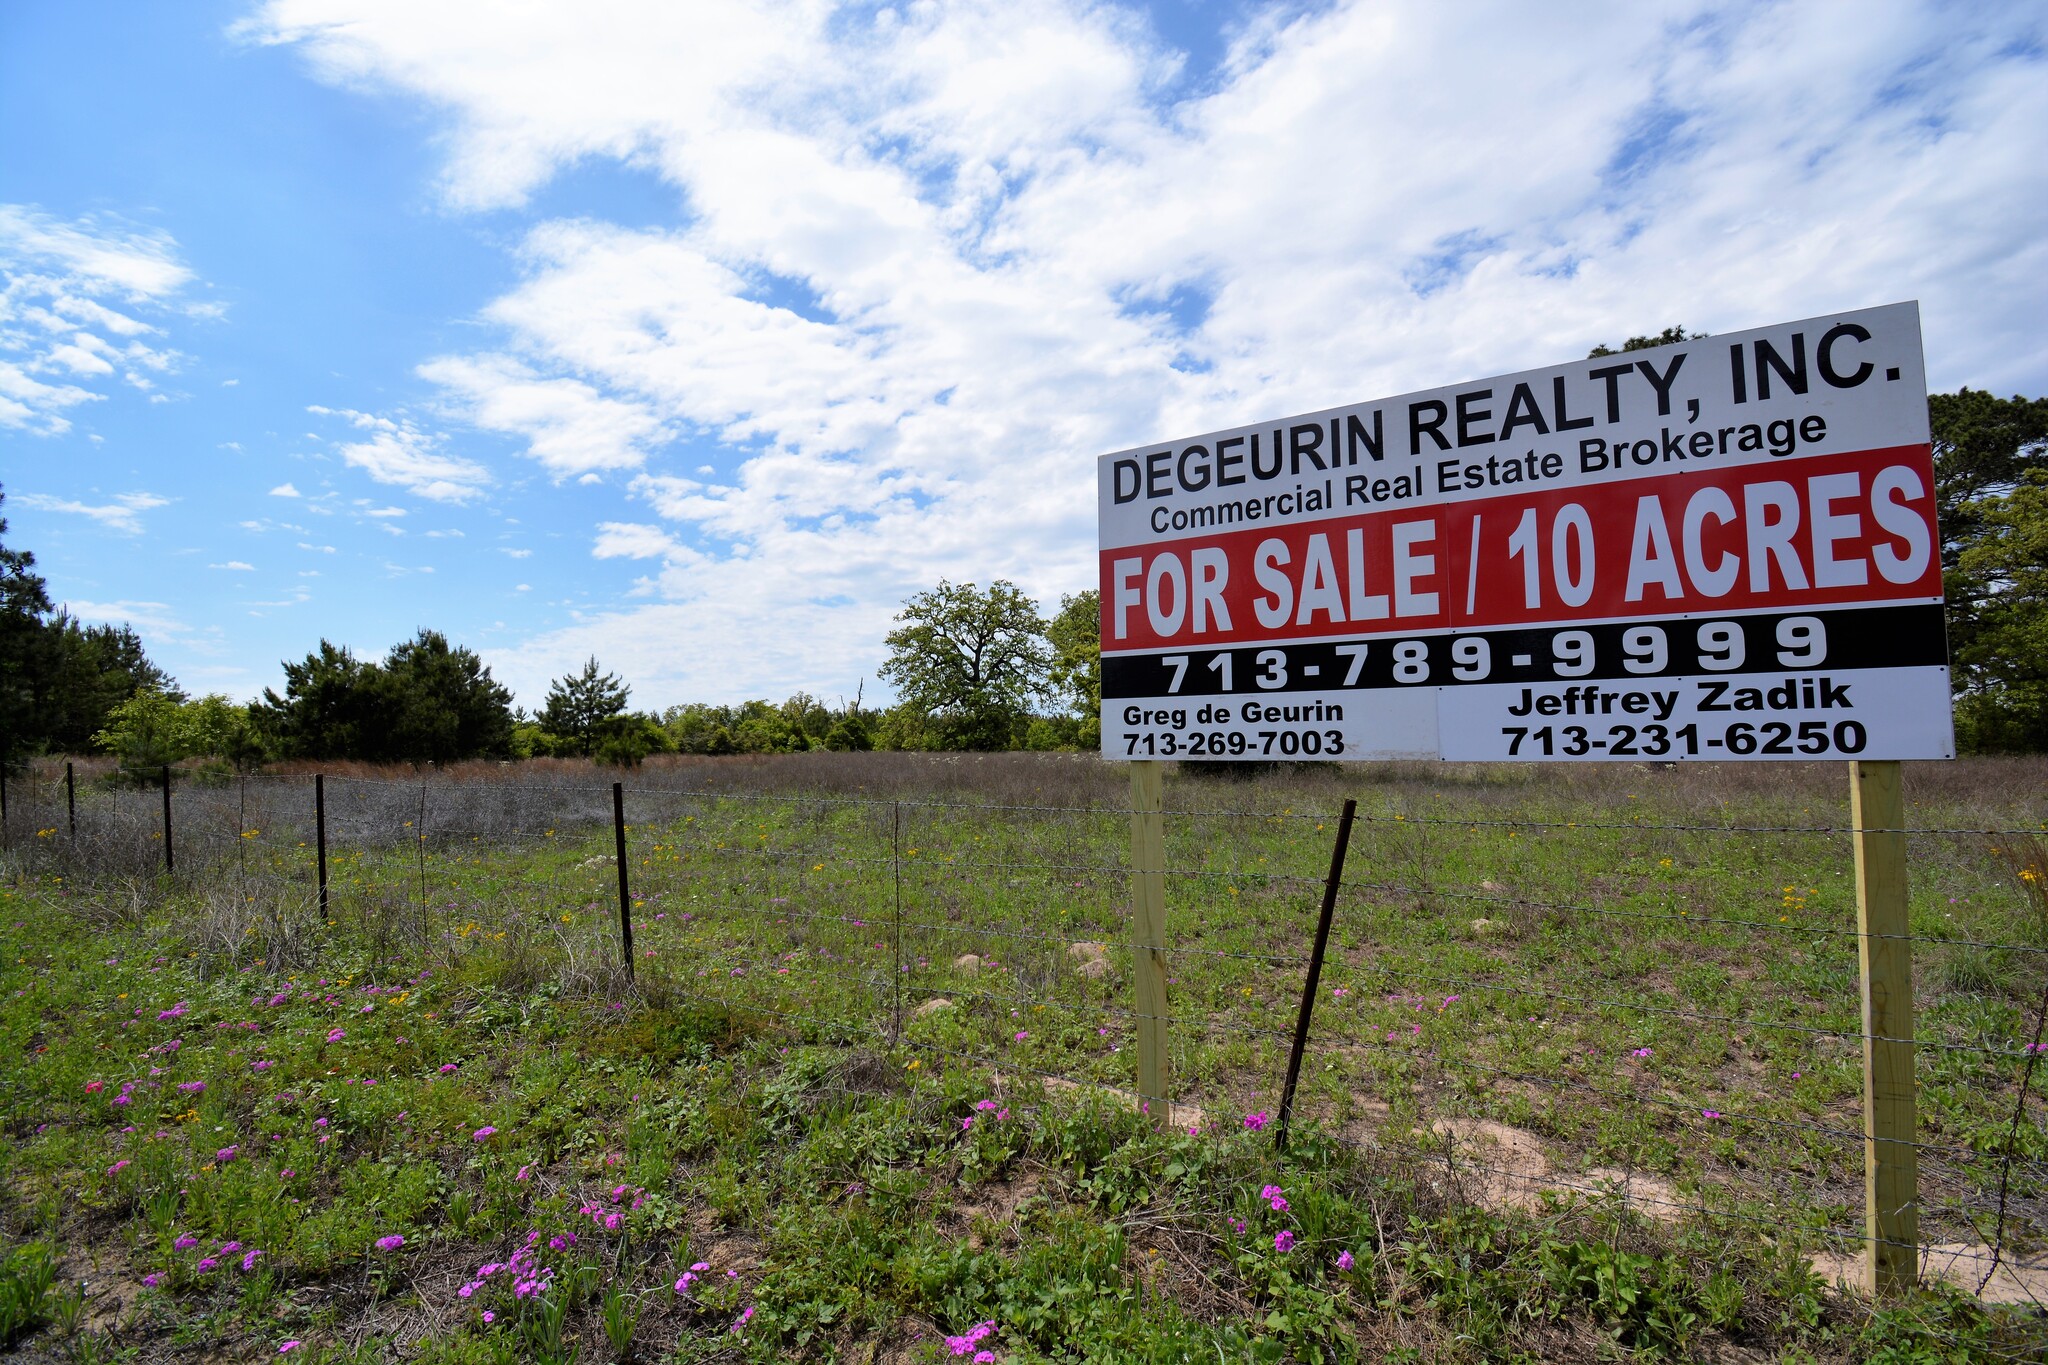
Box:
[3,751,2045,1362]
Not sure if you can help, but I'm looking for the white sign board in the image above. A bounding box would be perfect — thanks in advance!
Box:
[1096,302,1952,761]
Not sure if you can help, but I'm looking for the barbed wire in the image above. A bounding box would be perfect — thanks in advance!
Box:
[1314,1030,2048,1174]
[1328,956,2041,1059]
[1335,873,2048,958]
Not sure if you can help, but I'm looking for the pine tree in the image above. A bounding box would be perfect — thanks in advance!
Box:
[539,657,631,756]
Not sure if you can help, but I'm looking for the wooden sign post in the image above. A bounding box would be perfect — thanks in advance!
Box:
[1852,759,1917,1295]
[1129,762,1172,1127]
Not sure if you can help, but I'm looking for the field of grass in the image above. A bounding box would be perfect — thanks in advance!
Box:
[2,751,2046,1363]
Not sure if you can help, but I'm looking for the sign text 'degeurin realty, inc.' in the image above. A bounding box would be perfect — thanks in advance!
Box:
[1095,302,1953,762]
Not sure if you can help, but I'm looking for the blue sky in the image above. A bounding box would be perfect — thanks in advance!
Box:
[3,0,2044,713]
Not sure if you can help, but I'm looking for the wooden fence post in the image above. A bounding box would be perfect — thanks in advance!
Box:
[1129,762,1171,1127]
[1852,759,1917,1295]
[160,764,174,873]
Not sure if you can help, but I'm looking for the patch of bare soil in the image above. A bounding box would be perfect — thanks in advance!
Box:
[1810,1243,2048,1307]
[1425,1117,1562,1214]
[1037,1075,1205,1133]
[55,1244,152,1336]
[1344,1104,1692,1222]
[944,1171,1044,1249]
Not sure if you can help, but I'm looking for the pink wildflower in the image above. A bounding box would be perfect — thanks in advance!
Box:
[1274,1231,1295,1253]
[375,1234,405,1252]
[945,1320,997,1356]
[472,1125,497,1141]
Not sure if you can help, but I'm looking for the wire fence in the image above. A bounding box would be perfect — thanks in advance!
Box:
[4,756,2047,1330]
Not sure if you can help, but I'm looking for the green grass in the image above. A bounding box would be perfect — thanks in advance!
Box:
[2,751,2045,1361]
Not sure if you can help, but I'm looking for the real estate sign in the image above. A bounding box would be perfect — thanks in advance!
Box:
[1096,302,1952,761]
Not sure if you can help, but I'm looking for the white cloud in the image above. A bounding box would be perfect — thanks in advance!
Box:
[419,351,668,478]
[0,205,199,433]
[307,404,492,502]
[251,0,2048,704]
[296,541,337,553]
[269,482,302,497]
[16,490,171,535]
[47,341,115,376]
[499,546,531,557]
[57,598,189,637]
[209,560,257,571]
[362,505,406,517]
[0,206,194,296]
[591,521,689,560]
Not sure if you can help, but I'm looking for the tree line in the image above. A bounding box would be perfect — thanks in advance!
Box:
[0,481,1103,771]
[1,382,2043,771]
